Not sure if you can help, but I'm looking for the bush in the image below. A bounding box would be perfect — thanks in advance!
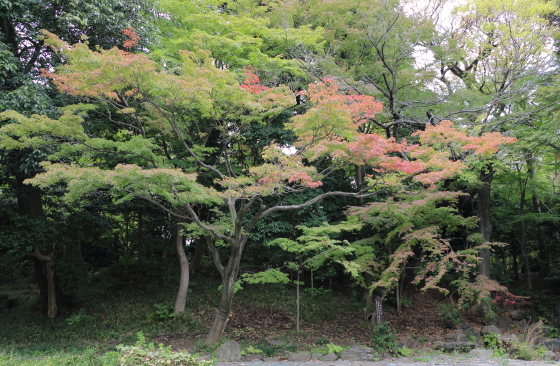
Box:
[371,322,399,353]
[146,303,176,322]
[437,302,462,329]
[117,332,213,366]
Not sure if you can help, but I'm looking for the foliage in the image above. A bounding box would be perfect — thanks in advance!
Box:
[65,309,96,326]
[397,347,413,357]
[482,332,500,350]
[371,322,399,353]
[146,303,176,322]
[241,345,263,355]
[117,332,212,366]
[515,343,547,361]
[436,303,463,329]
[326,343,343,356]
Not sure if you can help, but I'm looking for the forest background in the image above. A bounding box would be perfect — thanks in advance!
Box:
[1,0,560,362]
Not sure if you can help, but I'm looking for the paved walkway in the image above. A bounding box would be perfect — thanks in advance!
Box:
[216,354,559,366]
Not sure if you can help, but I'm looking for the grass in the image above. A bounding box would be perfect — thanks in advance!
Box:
[0,266,222,356]
[0,262,364,363]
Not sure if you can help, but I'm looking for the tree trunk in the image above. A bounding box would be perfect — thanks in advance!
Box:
[18,184,65,317]
[205,268,237,346]
[518,186,532,290]
[478,165,494,278]
[191,236,205,273]
[528,159,546,270]
[296,253,302,332]
[138,211,144,262]
[356,165,364,206]
[30,250,65,318]
[174,220,190,315]
[205,236,245,346]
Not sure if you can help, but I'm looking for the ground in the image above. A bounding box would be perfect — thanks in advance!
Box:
[159,289,487,352]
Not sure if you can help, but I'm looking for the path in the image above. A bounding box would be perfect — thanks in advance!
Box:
[216,354,559,366]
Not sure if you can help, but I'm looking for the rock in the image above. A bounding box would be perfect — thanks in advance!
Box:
[405,337,420,348]
[432,341,444,350]
[442,342,476,352]
[537,338,560,351]
[311,352,323,359]
[288,352,311,362]
[496,316,513,331]
[498,334,518,343]
[464,327,481,339]
[469,348,494,358]
[197,354,213,361]
[513,319,528,328]
[481,325,501,336]
[498,333,519,351]
[245,354,263,361]
[454,329,469,342]
[461,322,474,330]
[216,341,241,362]
[444,333,455,341]
[511,310,526,320]
[341,345,375,361]
[468,348,494,358]
[544,351,555,360]
[322,353,339,361]
[263,357,280,362]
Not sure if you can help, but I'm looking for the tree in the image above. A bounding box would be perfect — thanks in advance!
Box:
[0,0,157,318]
[276,0,557,283]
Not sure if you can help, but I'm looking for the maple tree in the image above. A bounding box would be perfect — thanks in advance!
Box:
[264,0,558,286]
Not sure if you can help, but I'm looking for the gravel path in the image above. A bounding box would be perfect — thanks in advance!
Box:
[216,354,559,366]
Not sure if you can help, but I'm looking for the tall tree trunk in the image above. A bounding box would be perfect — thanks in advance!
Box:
[296,253,302,332]
[191,236,205,273]
[174,220,190,315]
[519,185,532,290]
[137,211,144,262]
[528,158,546,270]
[478,165,494,278]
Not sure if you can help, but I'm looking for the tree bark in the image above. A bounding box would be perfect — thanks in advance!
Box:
[29,249,64,318]
[18,184,65,317]
[191,236,205,273]
[478,165,494,278]
[205,236,245,346]
[518,185,532,290]
[528,158,546,270]
[138,211,144,262]
[174,220,190,314]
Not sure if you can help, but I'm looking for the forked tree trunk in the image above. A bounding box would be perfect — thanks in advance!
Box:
[478,165,494,278]
[19,184,66,317]
[205,236,245,346]
[174,220,190,315]
[30,249,65,318]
